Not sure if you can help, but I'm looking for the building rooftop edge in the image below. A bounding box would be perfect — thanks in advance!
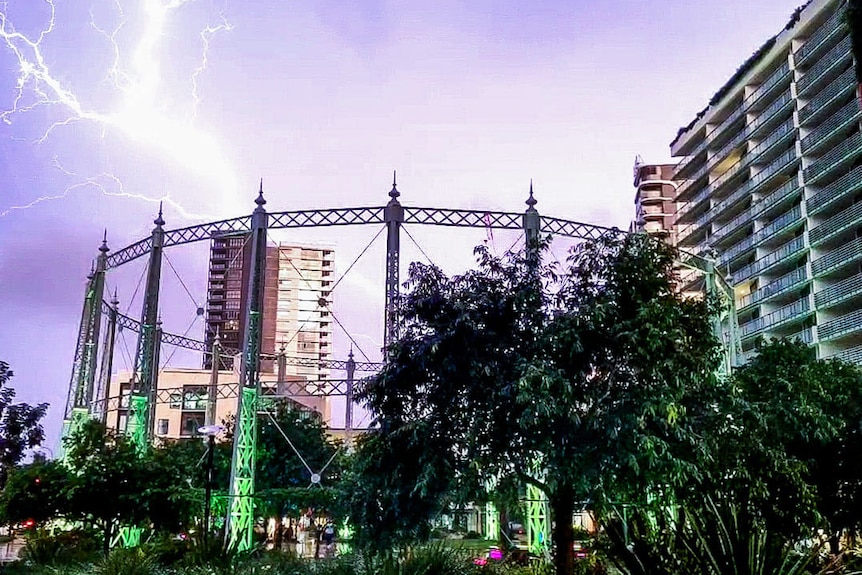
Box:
[670,0,819,153]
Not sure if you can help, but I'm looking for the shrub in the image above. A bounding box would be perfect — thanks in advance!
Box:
[19,528,100,567]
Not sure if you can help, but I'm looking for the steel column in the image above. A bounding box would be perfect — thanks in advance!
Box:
[225,184,269,551]
[95,290,120,423]
[383,174,404,350]
[128,208,166,448]
[61,234,109,457]
[345,349,355,447]
[205,332,221,428]
[523,183,541,265]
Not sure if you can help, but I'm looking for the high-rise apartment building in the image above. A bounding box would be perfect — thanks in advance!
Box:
[204,235,334,382]
[631,158,679,240]
[672,0,862,362]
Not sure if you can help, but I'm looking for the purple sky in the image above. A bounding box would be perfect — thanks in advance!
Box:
[0,0,801,447]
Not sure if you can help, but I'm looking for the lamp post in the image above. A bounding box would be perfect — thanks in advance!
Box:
[198,424,224,536]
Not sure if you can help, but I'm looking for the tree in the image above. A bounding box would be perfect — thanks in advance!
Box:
[0,458,72,527]
[0,361,48,486]
[255,400,346,523]
[718,340,862,550]
[356,235,722,575]
[63,419,201,554]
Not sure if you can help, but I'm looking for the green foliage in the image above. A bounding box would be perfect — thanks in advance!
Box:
[0,459,72,526]
[19,528,101,567]
[95,547,161,575]
[356,236,722,575]
[0,361,48,487]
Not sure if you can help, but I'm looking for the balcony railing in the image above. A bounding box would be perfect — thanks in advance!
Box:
[800,99,862,155]
[807,164,862,215]
[676,185,713,221]
[743,62,792,111]
[733,235,806,283]
[748,117,796,165]
[721,205,802,265]
[710,156,748,195]
[738,266,808,310]
[749,92,793,136]
[752,178,800,219]
[795,9,847,66]
[819,307,862,340]
[677,207,714,244]
[804,131,862,185]
[749,149,799,196]
[713,206,753,243]
[798,67,856,125]
[721,234,757,264]
[740,298,810,339]
[797,35,852,97]
[815,272,862,309]
[812,236,862,276]
[827,345,862,363]
[809,199,862,246]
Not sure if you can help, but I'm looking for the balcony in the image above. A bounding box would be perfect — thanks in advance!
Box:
[815,272,862,309]
[733,235,806,283]
[740,298,810,339]
[749,149,799,196]
[713,207,753,243]
[798,67,856,125]
[710,156,748,196]
[677,208,714,244]
[809,200,862,246]
[738,266,808,310]
[747,118,796,166]
[812,236,862,276]
[721,234,756,264]
[796,35,852,98]
[710,103,747,149]
[720,205,802,266]
[676,185,713,222]
[819,307,862,341]
[807,164,862,216]
[743,62,792,112]
[827,345,862,363]
[803,131,862,186]
[749,92,793,138]
[705,129,749,175]
[800,99,862,156]
[751,178,800,220]
[795,9,847,67]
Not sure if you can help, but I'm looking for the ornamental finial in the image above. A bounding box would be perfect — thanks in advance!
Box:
[154,202,165,227]
[526,180,537,209]
[389,170,399,200]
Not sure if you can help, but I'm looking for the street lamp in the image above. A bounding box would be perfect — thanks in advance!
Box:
[198,424,224,536]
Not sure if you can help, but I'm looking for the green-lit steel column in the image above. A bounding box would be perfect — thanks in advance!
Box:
[60,233,110,459]
[522,185,549,555]
[225,183,269,551]
[128,207,166,449]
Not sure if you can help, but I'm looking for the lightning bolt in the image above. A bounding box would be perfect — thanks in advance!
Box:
[0,157,218,219]
[0,0,239,220]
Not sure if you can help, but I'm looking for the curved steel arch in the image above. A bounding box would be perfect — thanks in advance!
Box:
[105,206,622,270]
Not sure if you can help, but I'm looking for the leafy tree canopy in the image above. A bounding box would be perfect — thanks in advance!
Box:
[0,360,48,486]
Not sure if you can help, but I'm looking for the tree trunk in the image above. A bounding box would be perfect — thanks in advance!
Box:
[551,487,575,575]
[103,522,112,557]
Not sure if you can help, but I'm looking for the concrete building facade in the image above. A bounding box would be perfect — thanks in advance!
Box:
[632,158,680,240]
[671,0,862,362]
[204,235,334,382]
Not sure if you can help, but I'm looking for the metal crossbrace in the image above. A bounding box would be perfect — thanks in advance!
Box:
[104,206,623,271]
[526,476,550,558]
[226,386,257,551]
[102,299,382,371]
[58,407,90,463]
[269,206,385,228]
[126,395,148,455]
[92,375,370,415]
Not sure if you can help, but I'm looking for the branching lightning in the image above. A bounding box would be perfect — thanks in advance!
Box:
[0,0,237,220]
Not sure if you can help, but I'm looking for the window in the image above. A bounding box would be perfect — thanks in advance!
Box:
[181,414,205,437]
[182,386,208,411]
[157,419,169,435]
[169,392,182,409]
